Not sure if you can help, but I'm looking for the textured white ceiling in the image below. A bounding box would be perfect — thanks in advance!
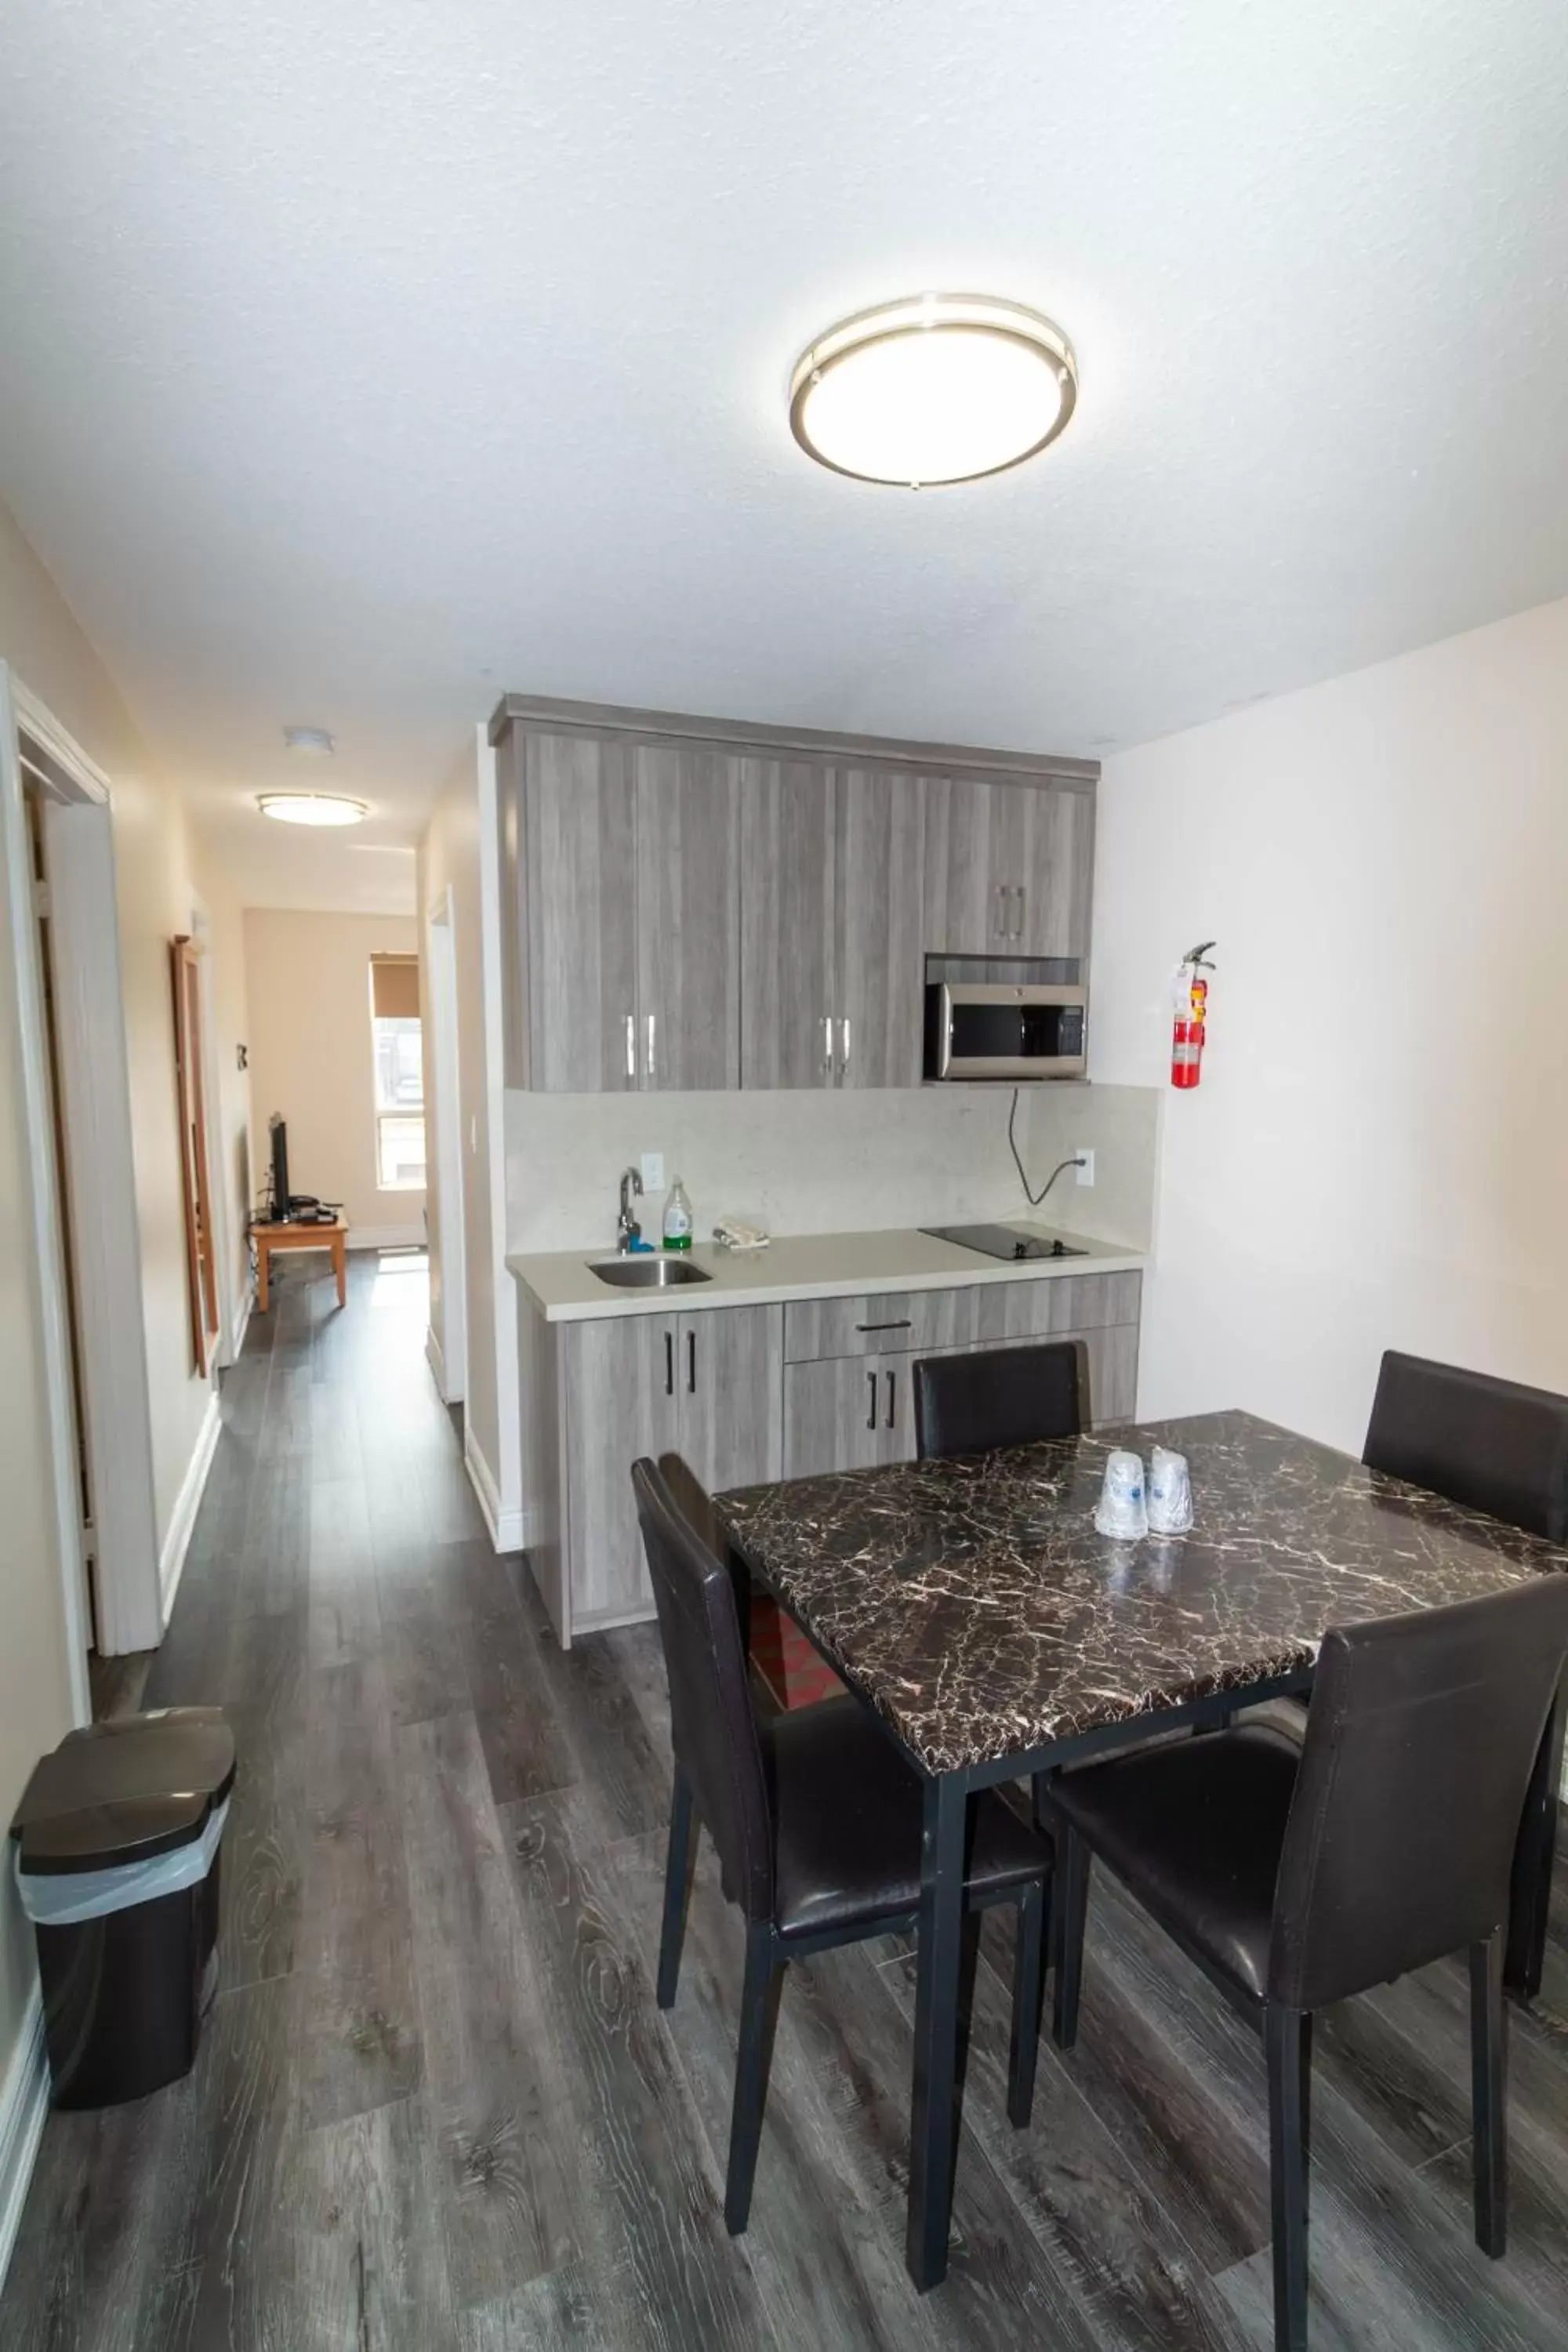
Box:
[1,2,1566,909]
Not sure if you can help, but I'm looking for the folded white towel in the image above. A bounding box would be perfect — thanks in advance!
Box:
[713,1217,770,1252]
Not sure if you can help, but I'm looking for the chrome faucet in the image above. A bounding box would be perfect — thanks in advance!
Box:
[616,1164,644,1253]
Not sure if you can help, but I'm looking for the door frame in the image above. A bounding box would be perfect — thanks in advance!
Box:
[2,666,162,1686]
[425,884,467,1404]
[190,894,241,1367]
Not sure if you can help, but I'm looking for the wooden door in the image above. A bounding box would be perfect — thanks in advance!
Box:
[633,742,741,1091]
[523,730,638,1091]
[1002,783,1095,960]
[560,1315,681,1626]
[782,1354,910,1479]
[171,936,219,1376]
[833,766,925,1088]
[738,755,837,1088]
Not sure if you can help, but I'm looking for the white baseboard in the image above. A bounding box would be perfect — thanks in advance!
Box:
[463,1421,527,1554]
[348,1221,426,1251]
[0,1987,48,2299]
[227,1287,252,1365]
[159,1386,221,1624]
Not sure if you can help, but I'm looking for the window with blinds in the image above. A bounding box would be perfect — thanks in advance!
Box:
[368,954,426,1189]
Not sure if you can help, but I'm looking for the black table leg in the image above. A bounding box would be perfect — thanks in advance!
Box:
[1504,1675,1566,2001]
[906,1770,970,2292]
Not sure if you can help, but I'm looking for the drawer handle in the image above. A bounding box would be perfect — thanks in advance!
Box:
[855,1319,913,1334]
[866,1371,877,1430]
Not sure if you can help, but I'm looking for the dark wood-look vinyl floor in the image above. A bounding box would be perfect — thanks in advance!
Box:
[7,1250,1568,2350]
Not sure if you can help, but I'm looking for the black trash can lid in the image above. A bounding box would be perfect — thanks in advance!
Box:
[9,1708,237,1875]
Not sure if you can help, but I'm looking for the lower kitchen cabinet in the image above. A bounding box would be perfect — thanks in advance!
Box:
[524,1272,1139,1644]
[782,1313,1138,1479]
[549,1303,783,1642]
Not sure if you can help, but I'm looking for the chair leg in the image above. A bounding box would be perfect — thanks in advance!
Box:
[1007,1882,1048,2126]
[656,1766,696,2011]
[1470,1932,1508,2258]
[1265,2005,1312,2352]
[724,1920,781,2236]
[1051,1824,1090,2051]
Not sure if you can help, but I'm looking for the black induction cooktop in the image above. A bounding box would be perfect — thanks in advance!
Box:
[921,1221,1089,1263]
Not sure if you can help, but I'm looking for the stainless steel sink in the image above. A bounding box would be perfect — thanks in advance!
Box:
[589,1255,713,1290]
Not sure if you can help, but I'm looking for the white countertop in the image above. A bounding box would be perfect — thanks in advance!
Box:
[507,1223,1146,1323]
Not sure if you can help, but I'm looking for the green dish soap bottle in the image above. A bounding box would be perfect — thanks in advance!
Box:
[662,1176,694,1254]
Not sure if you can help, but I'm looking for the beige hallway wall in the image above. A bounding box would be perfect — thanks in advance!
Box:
[0,490,251,2125]
[243,906,426,1240]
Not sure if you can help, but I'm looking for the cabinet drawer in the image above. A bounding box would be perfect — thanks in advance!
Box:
[783,1287,979,1364]
[782,1271,1140,1364]
[967,1270,1142,1345]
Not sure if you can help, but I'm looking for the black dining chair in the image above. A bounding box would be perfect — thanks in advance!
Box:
[1363,1349,1568,1542]
[1365,1348,1568,1996]
[913,1338,1083,1461]
[1047,1577,1568,2352]
[631,1455,1056,2234]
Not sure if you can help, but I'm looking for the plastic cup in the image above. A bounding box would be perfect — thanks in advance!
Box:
[1147,1446,1194,1535]
[1094,1448,1149,1540]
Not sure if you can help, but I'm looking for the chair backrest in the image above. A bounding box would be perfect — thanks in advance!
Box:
[1363,1350,1568,1544]
[1269,1576,1568,2010]
[913,1339,1083,1461]
[631,1457,773,1922]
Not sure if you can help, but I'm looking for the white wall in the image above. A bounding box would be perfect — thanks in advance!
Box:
[1090,594,1568,1453]
[243,907,425,1240]
[418,733,522,1541]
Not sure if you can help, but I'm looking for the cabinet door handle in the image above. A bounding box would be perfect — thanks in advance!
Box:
[646,1012,657,1078]
[823,1014,834,1073]
[839,1017,851,1076]
[687,1330,697,1395]
[994,883,1007,939]
[866,1371,878,1430]
[885,1369,896,1430]
[625,1014,636,1079]
[855,1319,912,1334]
[665,1330,675,1396]
[1013,884,1026,941]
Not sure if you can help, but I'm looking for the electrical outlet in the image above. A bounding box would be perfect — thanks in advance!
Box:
[641,1151,666,1194]
[1075,1148,1095,1188]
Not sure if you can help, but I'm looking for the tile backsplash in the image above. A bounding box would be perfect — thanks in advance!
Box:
[505,1083,1160,1256]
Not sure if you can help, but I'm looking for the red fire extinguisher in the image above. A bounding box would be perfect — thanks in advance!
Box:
[1171,942,1216,1089]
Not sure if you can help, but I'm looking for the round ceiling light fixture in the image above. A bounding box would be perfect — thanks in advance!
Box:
[256,793,368,827]
[789,294,1077,488]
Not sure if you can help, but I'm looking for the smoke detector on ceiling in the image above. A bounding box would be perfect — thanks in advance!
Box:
[282,725,336,757]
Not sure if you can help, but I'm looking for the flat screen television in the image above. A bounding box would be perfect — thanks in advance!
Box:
[268,1113,289,1221]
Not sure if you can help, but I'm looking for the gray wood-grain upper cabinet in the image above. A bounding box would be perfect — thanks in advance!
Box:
[924,774,1094,961]
[556,1304,782,1636]
[738,756,838,1089]
[517,729,638,1092]
[832,766,926,1087]
[632,742,741,1091]
[503,725,739,1092]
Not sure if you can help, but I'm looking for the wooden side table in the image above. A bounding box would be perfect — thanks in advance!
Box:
[250,1216,348,1312]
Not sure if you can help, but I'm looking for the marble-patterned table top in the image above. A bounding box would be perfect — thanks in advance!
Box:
[716,1410,1568,1776]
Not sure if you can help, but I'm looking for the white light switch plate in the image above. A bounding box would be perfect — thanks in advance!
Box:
[1075,1148,1095,1187]
[641,1151,666,1194]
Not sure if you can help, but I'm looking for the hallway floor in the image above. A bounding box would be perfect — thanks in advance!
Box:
[5,1251,1568,2349]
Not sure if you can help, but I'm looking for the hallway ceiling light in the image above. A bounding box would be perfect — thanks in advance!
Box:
[789,295,1077,487]
[257,793,368,826]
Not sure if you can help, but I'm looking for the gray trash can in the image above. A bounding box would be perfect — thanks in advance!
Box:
[9,1708,236,2109]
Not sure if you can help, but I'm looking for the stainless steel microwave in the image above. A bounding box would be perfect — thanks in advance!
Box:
[923,981,1087,1081]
